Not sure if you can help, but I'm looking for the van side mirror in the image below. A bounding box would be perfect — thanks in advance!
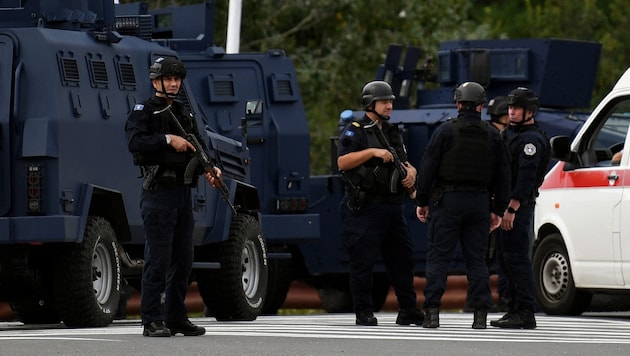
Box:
[550,135,571,161]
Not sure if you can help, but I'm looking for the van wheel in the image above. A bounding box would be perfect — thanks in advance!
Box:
[197,215,268,321]
[533,233,591,315]
[54,216,121,327]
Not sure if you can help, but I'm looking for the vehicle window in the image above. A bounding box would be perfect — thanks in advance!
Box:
[586,98,630,166]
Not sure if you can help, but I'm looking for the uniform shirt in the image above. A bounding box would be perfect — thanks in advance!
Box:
[502,123,549,205]
[416,111,511,216]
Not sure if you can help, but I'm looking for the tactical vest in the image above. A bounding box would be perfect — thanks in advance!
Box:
[438,118,495,186]
[132,100,196,169]
[342,121,403,199]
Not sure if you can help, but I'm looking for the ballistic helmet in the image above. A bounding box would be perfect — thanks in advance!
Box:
[361,81,395,108]
[507,87,539,111]
[487,96,508,119]
[149,57,187,80]
[453,81,487,104]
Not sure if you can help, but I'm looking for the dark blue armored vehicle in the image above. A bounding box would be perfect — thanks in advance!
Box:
[0,0,276,327]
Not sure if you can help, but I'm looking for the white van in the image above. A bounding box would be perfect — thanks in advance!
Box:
[534,67,630,315]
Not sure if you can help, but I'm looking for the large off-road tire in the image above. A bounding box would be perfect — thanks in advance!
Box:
[54,216,122,327]
[317,273,389,313]
[533,233,592,315]
[197,214,268,321]
[260,247,294,315]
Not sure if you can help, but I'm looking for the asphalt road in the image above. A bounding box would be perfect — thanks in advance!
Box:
[1,312,629,355]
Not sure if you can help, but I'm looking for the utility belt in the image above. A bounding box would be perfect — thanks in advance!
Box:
[441,183,488,193]
[364,194,403,205]
[143,166,187,191]
[431,182,488,207]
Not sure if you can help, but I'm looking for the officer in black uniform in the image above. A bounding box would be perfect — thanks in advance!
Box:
[125,57,221,337]
[487,96,510,132]
[486,95,510,311]
[415,82,511,329]
[491,87,550,329]
[338,80,424,326]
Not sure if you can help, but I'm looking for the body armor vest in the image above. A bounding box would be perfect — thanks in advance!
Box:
[438,118,495,185]
[343,121,403,198]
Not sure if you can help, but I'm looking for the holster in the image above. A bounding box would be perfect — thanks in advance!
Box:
[142,165,160,192]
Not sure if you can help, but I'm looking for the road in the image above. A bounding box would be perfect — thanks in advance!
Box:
[1,312,629,355]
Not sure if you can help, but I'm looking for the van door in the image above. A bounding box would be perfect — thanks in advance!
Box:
[0,34,13,216]
[562,97,630,286]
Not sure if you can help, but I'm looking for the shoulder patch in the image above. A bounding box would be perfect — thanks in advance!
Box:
[352,122,360,127]
[524,143,537,156]
[133,104,144,111]
[344,130,355,137]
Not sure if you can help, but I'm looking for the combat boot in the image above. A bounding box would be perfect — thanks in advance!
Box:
[422,307,439,328]
[396,307,425,326]
[495,308,536,329]
[490,300,516,327]
[355,310,378,326]
[472,309,487,329]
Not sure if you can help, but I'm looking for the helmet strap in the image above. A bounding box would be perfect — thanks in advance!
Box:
[366,107,390,121]
[510,110,534,126]
[156,78,180,99]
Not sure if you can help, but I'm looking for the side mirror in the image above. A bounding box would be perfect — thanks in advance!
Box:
[245,100,263,120]
[241,100,264,142]
[550,135,572,161]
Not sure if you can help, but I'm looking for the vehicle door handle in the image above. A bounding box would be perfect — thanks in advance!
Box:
[608,171,619,186]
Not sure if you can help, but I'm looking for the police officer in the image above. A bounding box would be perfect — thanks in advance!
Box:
[125,57,221,337]
[415,82,510,329]
[486,95,510,312]
[491,87,550,329]
[487,96,509,132]
[337,80,424,326]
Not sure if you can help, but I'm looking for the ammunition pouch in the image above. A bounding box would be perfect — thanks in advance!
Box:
[389,169,400,194]
[158,169,178,187]
[431,187,444,207]
[347,189,366,211]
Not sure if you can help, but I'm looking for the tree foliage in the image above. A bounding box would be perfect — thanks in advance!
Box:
[121,0,630,174]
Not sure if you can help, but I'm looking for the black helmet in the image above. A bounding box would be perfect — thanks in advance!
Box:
[149,57,187,80]
[507,87,539,111]
[453,81,487,104]
[487,96,508,119]
[361,81,395,108]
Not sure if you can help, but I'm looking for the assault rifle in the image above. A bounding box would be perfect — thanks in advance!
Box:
[154,105,238,214]
[365,121,417,199]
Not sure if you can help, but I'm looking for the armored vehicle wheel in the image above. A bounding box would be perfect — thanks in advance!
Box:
[197,214,268,321]
[54,216,121,327]
[261,247,293,315]
[533,233,592,315]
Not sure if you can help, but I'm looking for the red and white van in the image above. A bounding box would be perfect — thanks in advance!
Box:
[534,67,630,315]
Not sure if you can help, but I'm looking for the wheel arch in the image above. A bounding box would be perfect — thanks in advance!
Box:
[234,180,260,212]
[534,221,576,267]
[78,184,131,243]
